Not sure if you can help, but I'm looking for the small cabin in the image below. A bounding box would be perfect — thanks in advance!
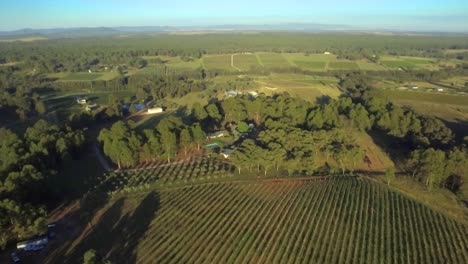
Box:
[147,107,164,114]
[207,131,225,139]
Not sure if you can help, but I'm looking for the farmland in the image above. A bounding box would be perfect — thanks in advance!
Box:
[202,55,233,71]
[232,54,261,71]
[46,177,468,264]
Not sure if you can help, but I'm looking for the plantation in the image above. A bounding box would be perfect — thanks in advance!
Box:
[49,177,468,264]
[328,61,359,70]
[202,55,232,70]
[293,60,327,70]
[95,157,236,194]
[256,52,290,67]
[381,60,417,69]
[233,54,261,71]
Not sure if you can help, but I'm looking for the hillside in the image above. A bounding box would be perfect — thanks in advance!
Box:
[43,177,468,264]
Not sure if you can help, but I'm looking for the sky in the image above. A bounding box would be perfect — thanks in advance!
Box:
[1,0,468,31]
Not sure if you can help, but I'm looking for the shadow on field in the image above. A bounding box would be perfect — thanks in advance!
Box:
[440,118,468,143]
[366,130,410,169]
[48,192,160,264]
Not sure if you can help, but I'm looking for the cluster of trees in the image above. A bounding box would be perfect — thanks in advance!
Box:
[407,148,467,191]
[340,73,467,193]
[2,34,468,70]
[0,120,85,248]
[0,68,47,120]
[98,117,205,168]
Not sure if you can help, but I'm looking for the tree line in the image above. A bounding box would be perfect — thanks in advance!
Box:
[0,120,85,248]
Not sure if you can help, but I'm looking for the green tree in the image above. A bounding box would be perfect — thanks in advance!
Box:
[180,128,192,157]
[192,102,208,121]
[191,123,205,151]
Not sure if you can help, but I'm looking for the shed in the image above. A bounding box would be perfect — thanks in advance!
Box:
[207,131,225,139]
[147,107,164,114]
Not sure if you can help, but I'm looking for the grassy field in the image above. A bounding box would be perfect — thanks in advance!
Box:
[60,72,104,81]
[328,61,359,70]
[202,55,233,71]
[46,177,468,264]
[233,54,261,71]
[381,60,417,69]
[383,89,468,106]
[255,74,341,100]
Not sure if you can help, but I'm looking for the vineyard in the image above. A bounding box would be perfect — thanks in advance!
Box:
[94,157,236,193]
[62,177,468,264]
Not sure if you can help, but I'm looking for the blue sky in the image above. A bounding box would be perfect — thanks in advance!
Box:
[1,0,468,31]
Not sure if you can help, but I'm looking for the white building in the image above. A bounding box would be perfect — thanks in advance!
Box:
[77,98,87,104]
[147,107,164,114]
[324,52,331,55]
[437,88,444,92]
[221,148,234,159]
[207,131,225,139]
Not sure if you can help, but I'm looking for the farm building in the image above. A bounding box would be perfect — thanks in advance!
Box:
[248,91,259,97]
[221,148,234,159]
[324,52,332,55]
[207,131,225,139]
[437,88,444,92]
[226,90,242,97]
[76,98,87,104]
[147,107,164,114]
[17,236,48,251]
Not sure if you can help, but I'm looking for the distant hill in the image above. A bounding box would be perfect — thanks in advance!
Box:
[0,24,466,39]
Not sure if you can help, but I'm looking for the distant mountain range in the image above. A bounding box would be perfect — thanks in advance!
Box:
[0,24,466,38]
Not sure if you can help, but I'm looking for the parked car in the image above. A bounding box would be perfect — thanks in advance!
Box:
[10,252,20,263]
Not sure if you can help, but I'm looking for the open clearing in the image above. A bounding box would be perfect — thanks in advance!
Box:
[45,177,468,264]
[59,72,104,81]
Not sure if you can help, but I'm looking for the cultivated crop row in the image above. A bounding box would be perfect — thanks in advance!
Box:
[127,177,468,263]
[94,157,235,193]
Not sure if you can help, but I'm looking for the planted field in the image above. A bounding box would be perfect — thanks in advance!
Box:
[294,60,326,70]
[381,60,417,69]
[383,90,468,106]
[202,55,232,70]
[233,54,262,71]
[61,72,103,81]
[95,158,236,194]
[52,177,468,263]
[256,52,290,68]
[328,61,359,70]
